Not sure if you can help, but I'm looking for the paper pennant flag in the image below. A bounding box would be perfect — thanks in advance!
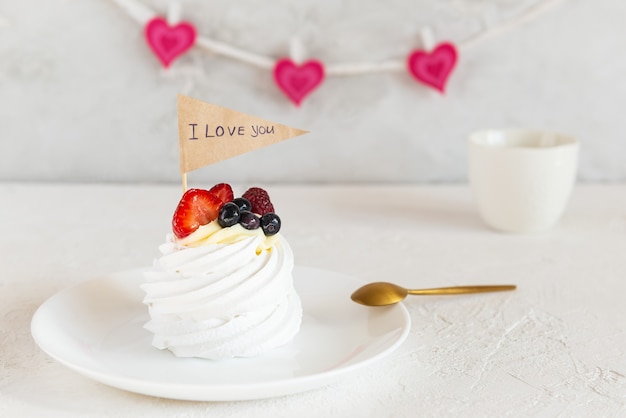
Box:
[178,95,309,173]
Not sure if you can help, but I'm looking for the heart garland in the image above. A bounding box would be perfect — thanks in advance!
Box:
[142,16,458,104]
[273,59,325,106]
[145,17,196,68]
[407,42,458,93]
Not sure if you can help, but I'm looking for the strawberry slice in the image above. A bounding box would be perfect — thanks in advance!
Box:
[209,183,234,206]
[172,188,223,239]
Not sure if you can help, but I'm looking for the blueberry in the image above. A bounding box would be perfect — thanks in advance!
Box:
[239,210,261,230]
[218,202,240,227]
[260,213,281,236]
[231,197,252,212]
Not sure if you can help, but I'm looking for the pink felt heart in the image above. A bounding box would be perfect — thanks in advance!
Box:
[407,42,458,93]
[145,17,196,68]
[273,59,325,106]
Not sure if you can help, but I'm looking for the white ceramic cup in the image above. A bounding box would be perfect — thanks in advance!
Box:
[468,129,579,233]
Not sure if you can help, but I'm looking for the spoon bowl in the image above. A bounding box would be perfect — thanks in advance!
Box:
[351,282,516,307]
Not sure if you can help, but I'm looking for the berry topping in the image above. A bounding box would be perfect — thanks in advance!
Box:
[172,188,222,239]
[218,202,240,228]
[260,213,281,236]
[242,187,275,215]
[209,183,234,206]
[231,197,252,212]
[239,210,261,230]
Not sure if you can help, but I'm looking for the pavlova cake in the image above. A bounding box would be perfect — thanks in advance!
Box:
[142,183,302,360]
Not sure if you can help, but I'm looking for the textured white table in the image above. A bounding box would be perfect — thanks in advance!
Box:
[1,183,625,417]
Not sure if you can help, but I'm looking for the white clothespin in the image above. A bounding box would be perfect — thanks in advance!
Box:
[289,37,306,64]
[420,26,436,51]
[418,26,441,97]
[167,2,181,25]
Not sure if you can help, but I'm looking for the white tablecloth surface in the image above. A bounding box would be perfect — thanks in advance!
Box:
[1,182,625,417]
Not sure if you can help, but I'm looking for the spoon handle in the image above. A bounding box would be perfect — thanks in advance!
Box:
[407,285,516,295]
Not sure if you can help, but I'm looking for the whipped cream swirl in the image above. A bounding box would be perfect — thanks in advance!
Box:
[142,225,302,360]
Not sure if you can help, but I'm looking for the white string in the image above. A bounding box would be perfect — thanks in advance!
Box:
[195,37,274,69]
[111,0,153,23]
[461,0,564,48]
[111,0,563,75]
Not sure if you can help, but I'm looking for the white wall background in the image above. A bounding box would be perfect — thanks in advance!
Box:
[0,0,624,184]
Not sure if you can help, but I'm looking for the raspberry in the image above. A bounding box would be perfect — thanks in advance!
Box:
[242,187,275,215]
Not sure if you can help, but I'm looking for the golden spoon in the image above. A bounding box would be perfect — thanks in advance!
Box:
[351,282,516,306]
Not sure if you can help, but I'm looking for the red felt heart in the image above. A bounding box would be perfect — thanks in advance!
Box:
[273,59,325,106]
[407,42,458,93]
[145,17,196,68]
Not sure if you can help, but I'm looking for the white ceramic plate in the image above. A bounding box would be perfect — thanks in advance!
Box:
[31,266,410,401]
